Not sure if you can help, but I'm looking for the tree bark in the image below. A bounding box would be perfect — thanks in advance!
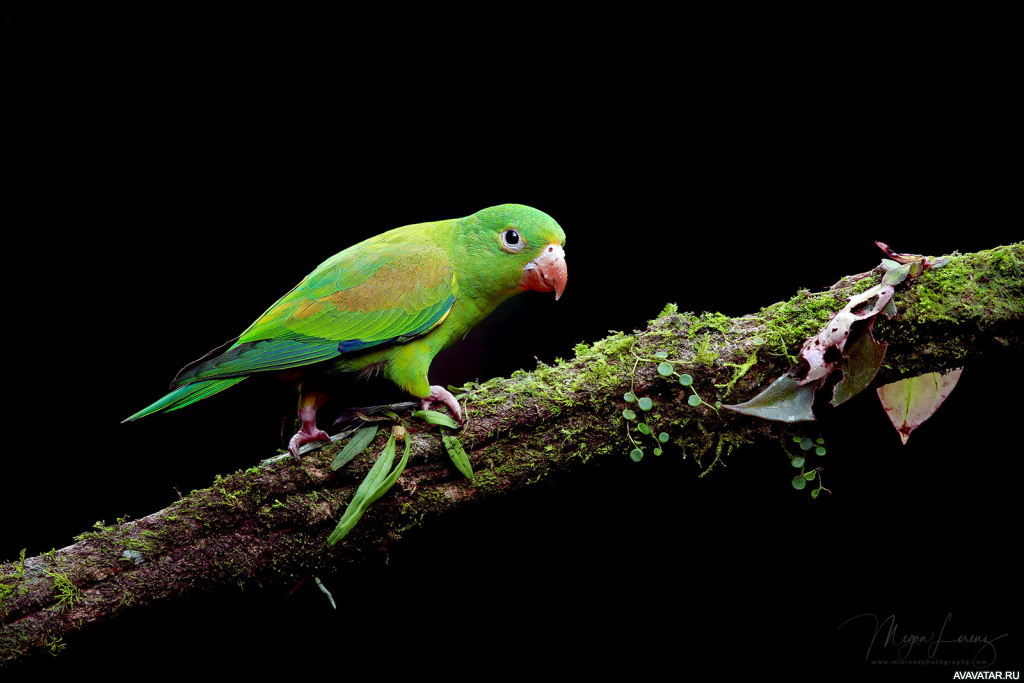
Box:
[2,242,1021,664]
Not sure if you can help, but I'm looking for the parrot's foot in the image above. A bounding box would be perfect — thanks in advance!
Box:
[420,385,463,423]
[287,424,332,457]
[289,388,331,457]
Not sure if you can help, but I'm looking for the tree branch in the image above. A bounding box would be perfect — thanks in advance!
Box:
[2,243,1021,664]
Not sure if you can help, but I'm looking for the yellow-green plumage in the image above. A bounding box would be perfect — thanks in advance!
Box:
[125,204,567,454]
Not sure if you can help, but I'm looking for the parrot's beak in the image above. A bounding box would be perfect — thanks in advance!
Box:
[521,243,567,300]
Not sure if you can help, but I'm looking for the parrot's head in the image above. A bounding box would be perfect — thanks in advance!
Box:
[460,204,567,301]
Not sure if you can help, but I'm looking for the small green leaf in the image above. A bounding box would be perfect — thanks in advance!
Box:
[799,437,814,451]
[811,488,820,499]
[328,430,411,546]
[658,432,670,443]
[803,470,816,481]
[792,456,805,468]
[792,476,807,490]
[653,448,663,456]
[679,374,693,386]
[622,408,637,421]
[657,362,673,376]
[629,448,644,462]
[315,577,337,610]
[687,395,702,407]
[654,351,669,359]
[412,410,460,429]
[815,446,826,456]
[815,438,825,444]
[330,426,379,471]
[637,396,654,411]
[882,262,911,285]
[623,392,636,403]
[637,423,650,435]
[442,434,474,480]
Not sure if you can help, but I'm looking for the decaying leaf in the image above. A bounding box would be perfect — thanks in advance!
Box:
[727,278,895,420]
[725,241,950,423]
[799,280,896,385]
[876,241,950,270]
[831,325,887,407]
[876,368,963,444]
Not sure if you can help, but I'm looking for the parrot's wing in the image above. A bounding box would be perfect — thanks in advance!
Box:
[171,241,456,388]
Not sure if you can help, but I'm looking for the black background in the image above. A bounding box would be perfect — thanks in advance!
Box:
[4,6,1020,679]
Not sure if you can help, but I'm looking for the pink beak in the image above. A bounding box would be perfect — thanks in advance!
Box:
[521,244,567,300]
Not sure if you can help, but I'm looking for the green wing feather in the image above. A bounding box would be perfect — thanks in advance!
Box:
[123,377,248,421]
[172,237,457,386]
[127,230,457,420]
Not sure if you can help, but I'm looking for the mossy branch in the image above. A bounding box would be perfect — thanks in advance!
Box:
[2,243,1020,665]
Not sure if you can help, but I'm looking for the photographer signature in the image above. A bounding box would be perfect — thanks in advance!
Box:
[839,612,1008,666]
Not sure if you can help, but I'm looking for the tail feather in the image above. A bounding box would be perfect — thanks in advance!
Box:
[123,377,247,422]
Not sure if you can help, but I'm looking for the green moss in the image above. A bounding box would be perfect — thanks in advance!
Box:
[692,333,720,366]
[44,569,81,613]
[42,631,67,656]
[744,288,850,364]
[572,341,591,358]
[909,244,1023,326]
[653,302,678,321]
[0,549,27,618]
[684,311,730,338]
[716,351,758,398]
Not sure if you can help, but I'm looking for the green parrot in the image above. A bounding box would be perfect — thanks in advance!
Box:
[124,204,567,456]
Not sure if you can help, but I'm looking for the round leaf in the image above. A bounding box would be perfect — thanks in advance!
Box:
[815,446,826,456]
[629,448,644,462]
[638,396,654,411]
[792,456,805,468]
[654,351,668,359]
[791,476,807,490]
[679,374,693,386]
[803,470,816,481]
[637,423,650,435]
[657,362,673,376]
[687,394,702,406]
[653,448,663,456]
[658,432,670,443]
[799,437,814,451]
[623,392,636,403]
[622,409,636,421]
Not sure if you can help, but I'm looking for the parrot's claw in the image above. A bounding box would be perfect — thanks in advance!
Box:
[421,385,463,423]
[287,425,332,457]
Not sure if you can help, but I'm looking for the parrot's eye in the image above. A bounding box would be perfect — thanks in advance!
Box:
[500,228,525,253]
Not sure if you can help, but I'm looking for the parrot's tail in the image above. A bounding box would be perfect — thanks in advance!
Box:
[122,377,248,422]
